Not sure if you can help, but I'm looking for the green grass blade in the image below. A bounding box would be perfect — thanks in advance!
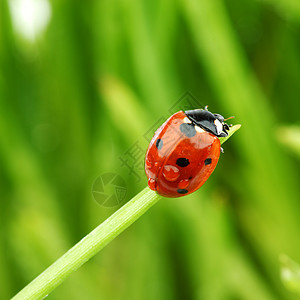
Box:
[11,188,161,300]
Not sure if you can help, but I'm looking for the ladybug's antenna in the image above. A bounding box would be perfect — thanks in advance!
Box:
[224,116,235,122]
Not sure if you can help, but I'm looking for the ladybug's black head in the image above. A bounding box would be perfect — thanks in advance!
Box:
[185,108,230,137]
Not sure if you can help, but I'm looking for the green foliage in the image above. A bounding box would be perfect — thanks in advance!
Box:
[277,126,300,159]
[1,0,300,299]
[280,255,300,294]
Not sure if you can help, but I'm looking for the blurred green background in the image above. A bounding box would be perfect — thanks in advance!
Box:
[1,0,300,299]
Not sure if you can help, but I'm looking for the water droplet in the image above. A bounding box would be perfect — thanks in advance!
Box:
[148,178,156,191]
[178,179,190,189]
[163,165,180,182]
[145,159,152,168]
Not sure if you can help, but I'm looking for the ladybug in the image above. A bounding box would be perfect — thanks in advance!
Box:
[145,107,231,197]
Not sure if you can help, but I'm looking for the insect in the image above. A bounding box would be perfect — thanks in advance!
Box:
[144,107,231,197]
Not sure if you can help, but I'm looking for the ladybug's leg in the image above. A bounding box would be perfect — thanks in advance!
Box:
[223,123,231,131]
[220,147,224,153]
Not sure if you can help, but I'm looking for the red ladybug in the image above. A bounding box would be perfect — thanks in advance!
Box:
[145,107,231,197]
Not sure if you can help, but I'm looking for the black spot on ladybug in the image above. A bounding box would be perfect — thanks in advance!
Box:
[156,139,163,150]
[177,189,188,194]
[176,158,190,167]
[179,123,196,137]
[188,176,193,180]
[205,158,212,165]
